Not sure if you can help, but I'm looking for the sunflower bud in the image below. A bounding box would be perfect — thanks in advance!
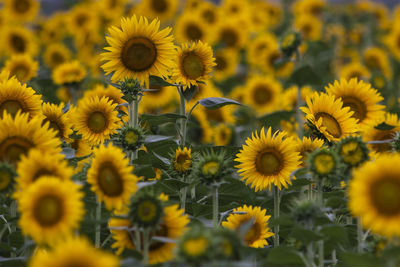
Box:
[308,148,340,181]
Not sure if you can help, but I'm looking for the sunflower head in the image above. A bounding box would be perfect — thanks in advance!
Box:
[211,227,242,261]
[335,136,369,168]
[296,137,325,167]
[177,225,212,262]
[172,147,193,174]
[290,197,323,227]
[129,190,164,228]
[0,162,16,193]
[195,149,227,185]
[52,60,87,86]
[308,149,340,181]
[116,125,145,152]
[280,31,302,57]
[117,78,142,103]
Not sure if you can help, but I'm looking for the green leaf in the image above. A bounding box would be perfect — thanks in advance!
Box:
[266,246,306,266]
[160,178,189,190]
[198,97,242,110]
[151,152,170,166]
[141,113,186,125]
[288,65,322,86]
[290,226,323,245]
[374,122,395,130]
[144,135,174,144]
[338,253,384,267]
[320,224,349,251]
[258,110,295,127]
[183,85,198,102]
[149,75,174,87]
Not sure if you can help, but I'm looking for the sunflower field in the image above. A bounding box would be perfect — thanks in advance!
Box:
[3,0,400,266]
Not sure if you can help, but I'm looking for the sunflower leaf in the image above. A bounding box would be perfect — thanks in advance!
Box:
[199,97,242,110]
[183,85,198,102]
[144,135,174,143]
[149,75,174,87]
[151,236,176,243]
[374,122,395,130]
[288,65,322,86]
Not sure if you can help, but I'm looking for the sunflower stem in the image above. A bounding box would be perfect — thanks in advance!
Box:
[180,175,187,211]
[212,185,219,228]
[10,200,17,258]
[178,86,187,147]
[357,217,363,253]
[273,185,280,247]
[95,199,102,248]
[129,96,140,161]
[317,181,324,267]
[142,228,150,265]
[135,228,141,254]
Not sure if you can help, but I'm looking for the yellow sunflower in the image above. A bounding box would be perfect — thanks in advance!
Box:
[29,236,119,267]
[87,144,137,211]
[211,20,248,50]
[173,147,192,173]
[194,1,220,26]
[246,32,278,68]
[189,110,213,144]
[70,96,121,144]
[39,14,67,44]
[1,26,38,56]
[43,43,72,69]
[294,15,322,41]
[175,13,209,43]
[0,112,61,165]
[363,46,392,78]
[339,61,370,81]
[3,54,38,83]
[222,205,274,248]
[325,78,385,127]
[363,113,400,155]
[235,127,301,191]
[17,177,84,244]
[101,15,175,87]
[15,149,73,193]
[41,102,73,139]
[140,85,177,112]
[295,137,325,167]
[300,92,359,142]
[67,4,99,35]
[4,0,39,22]
[172,41,216,88]
[97,0,127,20]
[243,76,283,114]
[349,154,400,237]
[0,77,42,119]
[213,123,233,146]
[213,49,239,81]
[293,0,325,17]
[282,86,313,111]
[386,28,400,62]
[109,204,189,265]
[52,60,87,85]
[134,0,178,22]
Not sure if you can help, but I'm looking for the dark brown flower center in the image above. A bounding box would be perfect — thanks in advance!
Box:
[256,149,283,176]
[0,100,24,118]
[33,195,63,226]
[341,96,367,122]
[253,85,272,106]
[371,178,400,216]
[87,111,108,133]
[0,137,33,165]
[215,55,227,71]
[13,0,30,13]
[185,23,203,41]
[11,34,26,53]
[220,29,238,48]
[315,112,342,138]
[151,0,168,13]
[182,53,204,80]
[97,162,123,196]
[121,37,157,72]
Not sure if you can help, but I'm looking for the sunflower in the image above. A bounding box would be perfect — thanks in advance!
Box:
[172,41,216,88]
[3,54,38,83]
[70,96,121,144]
[0,112,61,165]
[325,78,385,127]
[0,77,42,119]
[15,149,73,194]
[109,204,189,265]
[220,0,251,19]
[87,144,137,211]
[188,110,213,144]
[213,123,233,146]
[41,102,73,139]
[195,1,220,26]
[0,162,16,193]
[386,28,400,62]
[140,85,177,112]
[29,236,119,267]
[101,15,175,87]
[363,113,400,155]
[293,0,325,17]
[243,76,282,114]
[222,205,274,248]
[134,0,178,22]
[175,13,209,43]
[1,26,38,56]
[213,49,239,81]
[97,0,127,20]
[246,32,278,68]
[39,14,67,44]
[300,92,359,142]
[173,147,192,174]
[349,154,400,237]
[67,4,99,35]
[335,136,369,168]
[295,137,325,167]
[43,43,72,69]
[212,20,248,49]
[52,60,87,86]
[4,0,39,22]
[235,127,301,191]
[282,86,313,111]
[294,15,322,41]
[363,47,392,78]
[17,177,84,244]
[339,61,370,81]
[177,226,212,262]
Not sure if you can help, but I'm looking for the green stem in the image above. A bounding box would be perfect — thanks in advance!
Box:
[180,175,187,210]
[178,86,187,147]
[332,249,337,265]
[10,200,16,232]
[306,243,314,266]
[135,229,141,254]
[213,186,219,228]
[318,240,324,267]
[357,218,363,253]
[95,200,102,248]
[129,97,140,161]
[273,186,280,247]
[308,183,312,200]
[296,85,304,137]
[142,229,150,265]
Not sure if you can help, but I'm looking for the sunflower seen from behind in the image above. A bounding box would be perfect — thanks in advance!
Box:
[0,77,42,119]
[101,15,175,87]
[235,127,301,192]
[349,154,400,237]
[222,205,274,248]
[87,144,137,211]
[172,41,216,89]
[0,112,61,165]
[29,236,119,267]
[301,92,359,143]
[17,176,84,244]
[70,96,121,144]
